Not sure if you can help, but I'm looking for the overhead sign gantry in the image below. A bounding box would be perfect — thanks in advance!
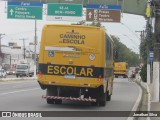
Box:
[4,0,148,16]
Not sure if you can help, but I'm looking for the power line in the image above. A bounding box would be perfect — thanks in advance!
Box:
[123,34,139,46]
[113,34,139,51]
[121,23,141,40]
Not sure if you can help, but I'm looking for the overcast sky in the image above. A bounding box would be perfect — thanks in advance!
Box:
[0,1,146,53]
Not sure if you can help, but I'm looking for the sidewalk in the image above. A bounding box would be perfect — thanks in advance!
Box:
[148,83,160,120]
[135,72,160,120]
[150,102,160,120]
[151,102,160,111]
[136,74,160,120]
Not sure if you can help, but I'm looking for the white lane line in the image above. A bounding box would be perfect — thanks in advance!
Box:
[0,88,40,96]
[127,84,142,120]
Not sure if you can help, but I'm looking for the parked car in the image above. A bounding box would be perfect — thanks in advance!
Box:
[0,69,6,78]
[6,68,16,75]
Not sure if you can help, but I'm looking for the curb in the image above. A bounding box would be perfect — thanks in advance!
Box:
[134,73,151,120]
[139,81,151,120]
[147,84,151,120]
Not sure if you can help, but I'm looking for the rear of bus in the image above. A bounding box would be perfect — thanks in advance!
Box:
[114,62,128,78]
[37,25,110,104]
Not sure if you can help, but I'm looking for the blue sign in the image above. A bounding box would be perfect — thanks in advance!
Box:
[149,51,154,62]
[48,51,54,57]
[8,2,43,7]
[86,4,121,10]
[8,42,14,47]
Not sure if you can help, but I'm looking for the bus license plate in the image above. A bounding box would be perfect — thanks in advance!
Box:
[64,75,75,79]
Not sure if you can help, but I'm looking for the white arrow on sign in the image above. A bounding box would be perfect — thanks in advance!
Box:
[88,12,92,19]
[10,9,14,16]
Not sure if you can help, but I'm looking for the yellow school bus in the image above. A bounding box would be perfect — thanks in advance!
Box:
[114,62,128,78]
[38,24,114,106]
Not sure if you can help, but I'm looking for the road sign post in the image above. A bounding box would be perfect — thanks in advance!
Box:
[47,3,83,21]
[7,2,43,20]
[86,4,121,22]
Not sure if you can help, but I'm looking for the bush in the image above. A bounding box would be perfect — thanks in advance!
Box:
[140,64,147,82]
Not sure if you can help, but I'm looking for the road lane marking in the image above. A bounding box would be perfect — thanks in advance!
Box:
[127,85,142,120]
[0,88,40,96]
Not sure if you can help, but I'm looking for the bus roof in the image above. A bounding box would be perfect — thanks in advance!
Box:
[43,24,105,31]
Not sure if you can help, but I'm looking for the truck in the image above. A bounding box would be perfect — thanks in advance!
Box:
[16,59,34,77]
[38,24,114,106]
[114,62,129,78]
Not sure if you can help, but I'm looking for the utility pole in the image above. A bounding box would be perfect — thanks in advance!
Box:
[135,30,145,42]
[34,20,37,66]
[0,33,5,54]
[10,55,11,66]
[19,38,27,59]
[150,0,160,102]
[135,30,145,63]
[34,20,37,77]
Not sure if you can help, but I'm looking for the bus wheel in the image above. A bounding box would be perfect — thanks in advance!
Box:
[46,87,57,104]
[55,100,62,104]
[47,98,54,104]
[98,87,106,106]
[91,102,98,106]
[99,93,106,106]
[106,91,111,101]
[90,89,98,106]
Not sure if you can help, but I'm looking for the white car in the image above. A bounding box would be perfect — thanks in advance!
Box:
[0,69,6,78]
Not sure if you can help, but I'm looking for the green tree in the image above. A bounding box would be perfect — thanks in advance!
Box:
[140,64,147,82]
[140,20,155,64]
[139,20,155,82]
[111,35,140,67]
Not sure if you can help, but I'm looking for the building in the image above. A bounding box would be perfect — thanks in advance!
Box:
[0,42,39,69]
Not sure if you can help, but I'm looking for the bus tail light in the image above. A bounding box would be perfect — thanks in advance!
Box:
[97,75,102,82]
[38,71,43,78]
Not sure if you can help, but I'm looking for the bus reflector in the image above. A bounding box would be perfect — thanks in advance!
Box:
[38,72,42,78]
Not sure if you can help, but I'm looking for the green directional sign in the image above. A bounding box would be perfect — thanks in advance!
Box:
[47,3,82,21]
[7,2,43,20]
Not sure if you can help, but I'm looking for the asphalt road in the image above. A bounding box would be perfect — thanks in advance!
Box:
[0,77,140,120]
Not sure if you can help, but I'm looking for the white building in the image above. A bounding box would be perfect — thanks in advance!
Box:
[0,43,39,68]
